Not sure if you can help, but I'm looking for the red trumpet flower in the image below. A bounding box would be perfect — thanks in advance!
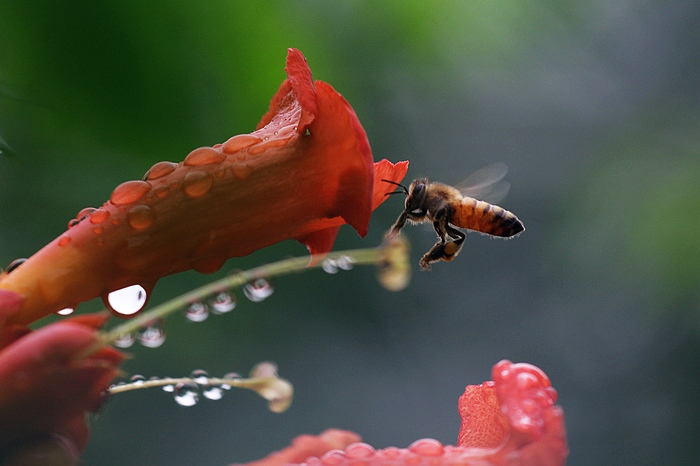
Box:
[0,48,408,325]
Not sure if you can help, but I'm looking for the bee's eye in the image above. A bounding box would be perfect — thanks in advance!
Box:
[5,258,27,274]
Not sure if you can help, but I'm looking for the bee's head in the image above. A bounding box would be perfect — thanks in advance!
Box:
[406,178,428,212]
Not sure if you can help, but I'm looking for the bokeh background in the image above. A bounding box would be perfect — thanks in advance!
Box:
[1,2,698,465]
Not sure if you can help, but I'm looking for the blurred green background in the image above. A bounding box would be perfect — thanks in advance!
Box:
[1,2,699,465]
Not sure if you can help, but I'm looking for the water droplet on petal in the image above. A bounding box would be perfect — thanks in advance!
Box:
[344,443,376,459]
[184,147,225,166]
[243,278,274,302]
[57,307,74,316]
[222,134,262,154]
[90,208,110,224]
[173,382,200,407]
[114,332,136,348]
[67,218,79,229]
[153,185,170,199]
[183,170,213,197]
[184,302,209,322]
[231,163,253,180]
[58,235,71,247]
[110,180,151,205]
[144,161,177,180]
[209,291,236,314]
[127,205,155,230]
[137,319,166,348]
[107,284,148,317]
[321,258,338,274]
[408,438,444,456]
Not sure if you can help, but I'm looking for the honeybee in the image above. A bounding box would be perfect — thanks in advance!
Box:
[384,163,525,270]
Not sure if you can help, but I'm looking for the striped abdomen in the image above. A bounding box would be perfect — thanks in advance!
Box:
[452,197,525,238]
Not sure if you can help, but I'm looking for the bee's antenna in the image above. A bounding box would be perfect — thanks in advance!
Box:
[381,179,409,196]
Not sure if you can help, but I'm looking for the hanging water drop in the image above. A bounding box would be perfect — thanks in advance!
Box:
[321,258,338,274]
[57,308,74,316]
[107,284,148,316]
[209,291,236,314]
[243,277,274,302]
[114,332,136,348]
[184,302,209,322]
[221,372,241,390]
[162,382,175,393]
[202,385,224,401]
[173,382,200,407]
[137,319,166,348]
[335,255,355,270]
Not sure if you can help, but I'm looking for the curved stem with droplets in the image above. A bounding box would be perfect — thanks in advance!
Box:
[98,239,409,348]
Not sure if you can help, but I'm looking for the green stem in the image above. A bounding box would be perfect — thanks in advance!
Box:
[100,247,382,346]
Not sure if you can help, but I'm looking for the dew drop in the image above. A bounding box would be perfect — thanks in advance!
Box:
[137,319,166,348]
[184,302,209,322]
[243,278,274,302]
[77,207,96,220]
[335,255,354,270]
[127,205,155,231]
[90,208,110,224]
[344,443,376,459]
[110,180,151,205]
[209,291,236,314]
[107,284,148,316]
[321,258,338,274]
[58,235,71,247]
[231,163,253,180]
[144,161,177,180]
[57,307,74,316]
[67,218,79,229]
[129,374,146,386]
[183,170,213,197]
[173,382,200,407]
[408,438,444,456]
[221,372,241,390]
[184,147,225,166]
[153,185,170,199]
[190,369,209,384]
[92,226,104,235]
[113,332,136,348]
[202,385,224,401]
[162,382,175,393]
[222,134,262,154]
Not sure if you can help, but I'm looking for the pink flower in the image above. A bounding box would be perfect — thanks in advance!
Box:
[247,360,568,465]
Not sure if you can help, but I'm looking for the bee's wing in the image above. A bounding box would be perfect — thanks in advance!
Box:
[455,162,511,203]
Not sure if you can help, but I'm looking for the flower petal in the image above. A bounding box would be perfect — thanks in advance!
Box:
[0,321,124,450]
[0,49,408,324]
[245,429,361,466]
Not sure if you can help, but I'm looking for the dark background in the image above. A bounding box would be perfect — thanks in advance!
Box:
[1,2,698,465]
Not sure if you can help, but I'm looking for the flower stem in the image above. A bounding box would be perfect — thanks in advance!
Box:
[100,247,383,346]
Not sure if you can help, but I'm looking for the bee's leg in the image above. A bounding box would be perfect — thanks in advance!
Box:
[387,211,408,237]
[419,222,465,270]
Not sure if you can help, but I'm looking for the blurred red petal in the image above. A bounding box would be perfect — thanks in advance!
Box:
[0,49,408,325]
[0,321,124,450]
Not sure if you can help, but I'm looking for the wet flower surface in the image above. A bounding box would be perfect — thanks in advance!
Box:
[0,48,407,324]
[247,360,567,466]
